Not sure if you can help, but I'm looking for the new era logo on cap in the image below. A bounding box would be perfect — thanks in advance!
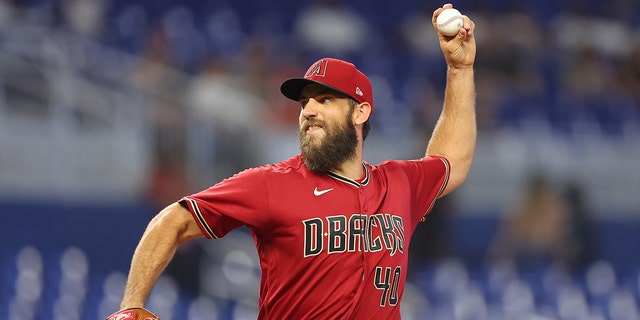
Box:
[280,58,374,111]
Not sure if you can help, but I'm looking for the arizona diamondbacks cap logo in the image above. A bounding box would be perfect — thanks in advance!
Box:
[305,59,328,78]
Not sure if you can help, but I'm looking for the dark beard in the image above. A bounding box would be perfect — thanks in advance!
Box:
[299,116,358,174]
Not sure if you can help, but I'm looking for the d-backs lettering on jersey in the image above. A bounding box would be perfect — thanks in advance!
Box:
[303,213,405,257]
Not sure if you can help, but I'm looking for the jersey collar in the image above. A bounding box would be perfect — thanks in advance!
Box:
[327,162,370,188]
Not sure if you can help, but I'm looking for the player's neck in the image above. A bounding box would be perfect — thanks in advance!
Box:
[331,151,363,181]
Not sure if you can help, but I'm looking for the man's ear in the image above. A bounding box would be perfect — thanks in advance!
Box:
[353,102,372,125]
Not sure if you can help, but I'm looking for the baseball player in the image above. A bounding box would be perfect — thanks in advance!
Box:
[108,4,476,320]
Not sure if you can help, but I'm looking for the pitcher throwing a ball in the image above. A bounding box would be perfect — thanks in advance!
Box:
[108,3,476,320]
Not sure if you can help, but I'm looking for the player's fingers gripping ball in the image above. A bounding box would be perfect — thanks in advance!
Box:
[436,8,464,36]
[106,308,160,320]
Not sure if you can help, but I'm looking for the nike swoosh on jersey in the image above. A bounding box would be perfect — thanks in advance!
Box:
[313,187,334,196]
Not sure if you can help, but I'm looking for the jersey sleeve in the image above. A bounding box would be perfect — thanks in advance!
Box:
[394,156,450,222]
[179,167,270,239]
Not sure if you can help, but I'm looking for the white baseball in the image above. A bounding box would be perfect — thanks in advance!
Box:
[436,8,464,36]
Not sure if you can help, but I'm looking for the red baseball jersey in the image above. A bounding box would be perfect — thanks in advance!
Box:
[180,154,449,319]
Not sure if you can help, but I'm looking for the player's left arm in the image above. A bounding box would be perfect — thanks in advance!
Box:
[425,4,477,198]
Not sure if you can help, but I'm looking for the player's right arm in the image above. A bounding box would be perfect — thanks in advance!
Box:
[425,4,476,198]
[119,202,205,309]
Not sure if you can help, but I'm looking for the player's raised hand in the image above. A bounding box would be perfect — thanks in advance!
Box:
[432,3,476,69]
[106,307,159,320]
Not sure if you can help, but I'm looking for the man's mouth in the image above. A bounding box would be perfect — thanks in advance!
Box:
[303,121,324,135]
[306,124,323,134]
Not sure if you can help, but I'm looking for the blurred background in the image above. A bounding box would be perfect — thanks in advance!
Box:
[0,0,639,319]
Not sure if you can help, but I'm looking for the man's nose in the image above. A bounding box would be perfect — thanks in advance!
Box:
[302,98,321,118]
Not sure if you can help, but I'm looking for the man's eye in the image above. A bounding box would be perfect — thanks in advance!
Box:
[322,97,333,103]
